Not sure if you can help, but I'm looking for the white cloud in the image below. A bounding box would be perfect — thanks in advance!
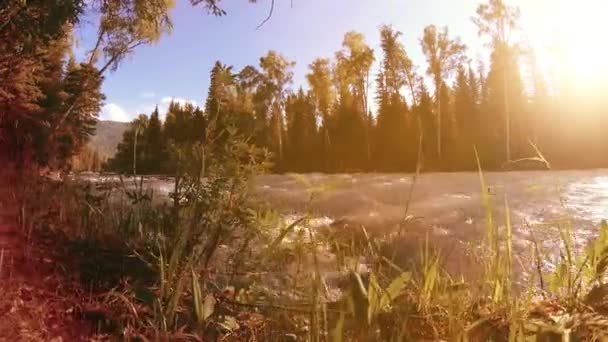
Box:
[140,91,156,99]
[100,103,131,122]
[161,96,197,107]
[123,96,199,123]
[155,97,199,121]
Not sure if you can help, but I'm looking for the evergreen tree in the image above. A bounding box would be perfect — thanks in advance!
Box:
[54,61,104,167]
[374,25,413,171]
[230,66,259,139]
[165,102,196,145]
[0,1,83,167]
[413,82,437,170]
[333,31,374,171]
[205,62,236,133]
[285,89,319,172]
[142,106,166,173]
[191,107,207,144]
[106,115,149,174]
[453,65,479,169]
[331,93,368,172]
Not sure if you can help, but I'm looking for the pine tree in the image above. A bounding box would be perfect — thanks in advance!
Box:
[191,107,206,144]
[165,102,196,145]
[413,82,437,169]
[205,61,237,135]
[0,1,83,167]
[374,25,413,171]
[142,106,166,173]
[453,64,479,169]
[331,93,368,172]
[285,88,318,172]
[55,62,104,167]
[333,32,374,171]
[106,115,149,174]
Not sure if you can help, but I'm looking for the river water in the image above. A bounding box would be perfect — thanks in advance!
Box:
[84,170,608,280]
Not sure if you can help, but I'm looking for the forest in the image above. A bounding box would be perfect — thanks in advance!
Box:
[105,13,608,174]
[3,0,606,175]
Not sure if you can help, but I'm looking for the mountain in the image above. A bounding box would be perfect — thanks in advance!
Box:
[90,120,131,158]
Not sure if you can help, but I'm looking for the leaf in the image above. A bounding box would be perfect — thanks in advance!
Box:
[349,272,369,324]
[202,294,216,321]
[191,269,204,324]
[331,310,345,342]
[265,216,307,255]
[219,315,240,332]
[366,273,382,323]
[380,271,412,309]
[134,286,155,306]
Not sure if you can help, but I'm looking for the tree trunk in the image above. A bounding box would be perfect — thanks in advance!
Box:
[437,81,442,160]
[133,126,139,176]
[503,61,511,162]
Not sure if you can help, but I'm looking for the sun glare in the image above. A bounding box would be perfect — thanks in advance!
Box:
[528,0,608,87]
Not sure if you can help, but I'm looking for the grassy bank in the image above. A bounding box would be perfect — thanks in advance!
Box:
[6,165,608,341]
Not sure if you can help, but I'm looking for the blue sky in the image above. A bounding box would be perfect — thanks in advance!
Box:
[84,0,571,122]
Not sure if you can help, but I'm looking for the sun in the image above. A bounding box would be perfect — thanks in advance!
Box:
[523,0,608,88]
[555,0,608,84]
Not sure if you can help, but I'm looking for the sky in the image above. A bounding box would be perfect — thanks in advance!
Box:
[79,0,608,122]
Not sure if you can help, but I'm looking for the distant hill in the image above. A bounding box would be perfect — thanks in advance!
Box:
[90,120,130,158]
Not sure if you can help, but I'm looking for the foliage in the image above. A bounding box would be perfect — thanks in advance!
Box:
[421,24,467,161]
[374,25,416,171]
[95,0,607,174]
[0,0,261,172]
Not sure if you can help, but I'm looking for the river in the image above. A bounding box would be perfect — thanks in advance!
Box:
[83,170,608,281]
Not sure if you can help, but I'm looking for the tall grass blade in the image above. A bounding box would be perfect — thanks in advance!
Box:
[380,271,411,309]
[191,269,203,325]
[331,310,345,342]
[474,147,496,263]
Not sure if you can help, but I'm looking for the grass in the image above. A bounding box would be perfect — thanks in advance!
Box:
[7,160,608,340]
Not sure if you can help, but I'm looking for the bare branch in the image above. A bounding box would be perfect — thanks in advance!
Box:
[255,0,275,30]
[98,41,146,75]
[87,28,106,66]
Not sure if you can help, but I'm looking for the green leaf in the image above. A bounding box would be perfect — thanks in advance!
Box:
[380,271,412,309]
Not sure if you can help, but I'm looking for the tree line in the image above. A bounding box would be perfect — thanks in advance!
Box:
[107,0,608,174]
[3,0,606,174]
[0,0,256,172]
